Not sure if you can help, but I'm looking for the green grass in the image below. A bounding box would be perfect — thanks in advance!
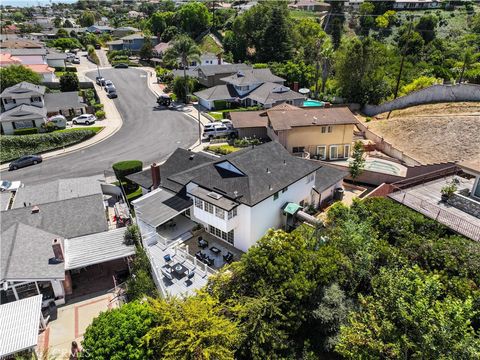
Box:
[290,9,321,19]
[204,144,242,155]
[56,126,104,134]
[127,186,143,201]
[207,107,261,120]
[208,112,224,120]
[198,34,223,54]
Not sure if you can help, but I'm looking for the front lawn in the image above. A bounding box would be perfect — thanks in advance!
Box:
[207,106,261,121]
[204,144,242,155]
[0,127,104,163]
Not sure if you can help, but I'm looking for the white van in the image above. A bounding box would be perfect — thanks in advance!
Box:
[202,125,236,141]
[47,115,67,129]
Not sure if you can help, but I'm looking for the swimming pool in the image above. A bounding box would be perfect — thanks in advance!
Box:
[364,159,401,175]
[303,99,325,107]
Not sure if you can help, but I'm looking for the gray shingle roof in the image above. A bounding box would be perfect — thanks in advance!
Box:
[64,228,135,270]
[0,104,46,123]
[221,69,284,86]
[1,223,65,282]
[44,92,86,113]
[46,51,67,60]
[1,194,108,239]
[313,164,348,193]
[134,188,193,228]
[194,84,238,101]
[196,63,250,77]
[169,141,322,206]
[0,81,46,98]
[2,48,47,56]
[12,175,104,209]
[245,82,304,105]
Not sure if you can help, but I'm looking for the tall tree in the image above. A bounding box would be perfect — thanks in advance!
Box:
[60,72,79,92]
[79,11,95,27]
[174,1,212,39]
[258,3,293,63]
[163,35,201,103]
[349,141,365,181]
[0,65,42,92]
[139,37,154,60]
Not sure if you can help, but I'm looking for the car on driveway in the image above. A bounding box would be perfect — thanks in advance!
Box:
[72,114,96,125]
[202,125,236,141]
[96,76,106,86]
[0,180,22,192]
[9,155,43,171]
[114,63,129,68]
[72,57,80,64]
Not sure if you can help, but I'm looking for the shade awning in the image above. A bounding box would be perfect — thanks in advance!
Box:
[0,295,42,358]
[133,188,193,228]
[64,228,135,270]
[283,202,302,215]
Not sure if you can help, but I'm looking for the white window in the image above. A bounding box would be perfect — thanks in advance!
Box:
[328,126,333,133]
[321,126,327,134]
[321,126,332,133]
[215,207,225,219]
[306,173,315,183]
[343,144,351,158]
[227,230,234,245]
[194,198,203,210]
[316,145,327,160]
[205,202,214,214]
[208,226,235,246]
[227,207,237,219]
[330,145,339,160]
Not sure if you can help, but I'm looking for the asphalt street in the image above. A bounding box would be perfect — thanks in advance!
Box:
[1,68,198,185]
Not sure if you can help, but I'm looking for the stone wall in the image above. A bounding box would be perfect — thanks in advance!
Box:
[363,84,480,116]
[448,192,480,219]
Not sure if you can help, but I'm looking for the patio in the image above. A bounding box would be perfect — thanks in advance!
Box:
[156,215,196,247]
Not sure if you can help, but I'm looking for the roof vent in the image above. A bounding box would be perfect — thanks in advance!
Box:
[233,190,238,198]
[237,71,244,77]
[266,168,271,174]
[31,205,40,214]
[207,191,223,200]
[189,154,195,160]
[269,185,273,191]
[312,116,317,124]
[283,159,287,165]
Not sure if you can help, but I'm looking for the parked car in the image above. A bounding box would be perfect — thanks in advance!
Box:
[107,88,118,98]
[72,57,80,64]
[221,119,233,128]
[114,63,129,68]
[47,115,67,129]
[157,94,172,106]
[104,80,115,91]
[202,125,236,141]
[9,155,43,171]
[94,44,101,49]
[96,76,106,86]
[204,122,223,131]
[0,180,22,192]
[72,114,96,125]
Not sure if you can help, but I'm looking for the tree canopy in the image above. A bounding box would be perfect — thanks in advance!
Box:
[0,65,42,92]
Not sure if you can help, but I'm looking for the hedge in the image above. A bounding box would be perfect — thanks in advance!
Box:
[13,128,38,135]
[213,100,228,110]
[95,110,106,119]
[0,129,97,163]
[54,66,77,72]
[112,160,143,186]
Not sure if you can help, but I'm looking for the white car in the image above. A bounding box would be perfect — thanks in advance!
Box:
[0,180,22,192]
[104,80,115,91]
[72,114,96,125]
[202,125,236,140]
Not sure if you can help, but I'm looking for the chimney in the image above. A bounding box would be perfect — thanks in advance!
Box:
[52,238,64,262]
[151,163,161,189]
[217,53,222,65]
[31,205,40,214]
[293,82,299,92]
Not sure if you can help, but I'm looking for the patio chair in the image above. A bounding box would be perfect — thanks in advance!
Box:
[223,252,234,263]
[161,268,174,282]
[163,254,172,263]
[198,238,208,249]
[187,271,195,280]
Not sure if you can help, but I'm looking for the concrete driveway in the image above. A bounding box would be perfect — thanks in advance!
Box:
[0,68,198,185]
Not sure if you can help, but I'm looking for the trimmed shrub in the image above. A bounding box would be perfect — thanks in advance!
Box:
[112,160,143,188]
[1,129,97,163]
[213,100,228,110]
[94,103,104,111]
[95,110,106,119]
[54,66,77,72]
[13,127,38,135]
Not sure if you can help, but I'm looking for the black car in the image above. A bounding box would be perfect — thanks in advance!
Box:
[9,155,43,171]
[114,63,129,68]
[96,76,106,86]
[95,44,101,49]
[107,90,118,98]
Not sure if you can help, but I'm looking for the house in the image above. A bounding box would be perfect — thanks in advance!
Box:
[153,41,172,58]
[393,0,441,10]
[46,50,67,68]
[1,48,47,65]
[0,53,22,66]
[289,0,330,12]
[194,63,250,87]
[267,106,359,159]
[0,176,135,305]
[0,82,87,134]
[112,26,140,37]
[129,143,346,295]
[86,25,113,34]
[189,52,224,67]
[107,33,159,53]
[194,68,304,110]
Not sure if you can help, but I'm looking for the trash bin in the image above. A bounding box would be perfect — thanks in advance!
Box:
[334,188,344,201]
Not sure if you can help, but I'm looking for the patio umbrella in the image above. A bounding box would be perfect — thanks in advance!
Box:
[298,88,310,95]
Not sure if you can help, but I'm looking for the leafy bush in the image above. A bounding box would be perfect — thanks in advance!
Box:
[95,110,106,119]
[205,144,241,155]
[93,103,104,111]
[112,160,143,187]
[172,76,198,103]
[234,137,261,147]
[0,129,97,163]
[398,76,441,97]
[213,100,228,110]
[124,224,140,246]
[13,127,38,135]
[126,246,158,301]
[41,122,57,133]
[59,72,79,92]
[54,66,77,72]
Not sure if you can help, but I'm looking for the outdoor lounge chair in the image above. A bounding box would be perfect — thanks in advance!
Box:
[163,254,172,263]
[198,238,208,249]
[223,252,234,263]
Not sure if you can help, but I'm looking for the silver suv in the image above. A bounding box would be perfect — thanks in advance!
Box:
[202,125,235,141]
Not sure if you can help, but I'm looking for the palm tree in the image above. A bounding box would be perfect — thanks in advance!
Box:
[320,39,334,95]
[164,35,201,103]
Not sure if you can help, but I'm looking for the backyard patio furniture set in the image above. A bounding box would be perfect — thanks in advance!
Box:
[196,237,235,267]
[162,254,195,284]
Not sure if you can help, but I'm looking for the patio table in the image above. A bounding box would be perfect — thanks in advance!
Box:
[172,263,188,277]
[210,246,221,255]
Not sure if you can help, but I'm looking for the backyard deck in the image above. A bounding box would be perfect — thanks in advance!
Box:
[389,176,480,241]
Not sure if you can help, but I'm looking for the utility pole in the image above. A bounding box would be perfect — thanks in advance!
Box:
[197,105,202,145]
[387,19,413,119]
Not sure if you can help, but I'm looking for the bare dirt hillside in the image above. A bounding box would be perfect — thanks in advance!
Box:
[364,103,480,164]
